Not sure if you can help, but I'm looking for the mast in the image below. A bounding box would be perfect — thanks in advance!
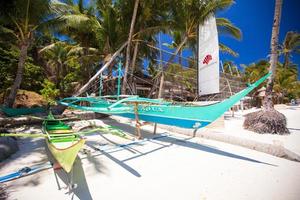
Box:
[75,42,128,96]
[99,74,103,96]
[117,62,122,100]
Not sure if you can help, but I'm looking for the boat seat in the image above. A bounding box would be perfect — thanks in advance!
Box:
[48,129,74,134]
[46,121,66,126]
[49,136,79,143]
[46,124,71,130]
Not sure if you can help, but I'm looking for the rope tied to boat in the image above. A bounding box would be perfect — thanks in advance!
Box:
[18,167,31,175]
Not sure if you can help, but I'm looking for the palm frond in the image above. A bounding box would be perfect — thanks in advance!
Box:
[217,17,242,40]
[219,43,239,57]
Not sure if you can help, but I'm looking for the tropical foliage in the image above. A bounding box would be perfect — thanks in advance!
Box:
[242,59,300,103]
[280,31,300,68]
[0,0,298,108]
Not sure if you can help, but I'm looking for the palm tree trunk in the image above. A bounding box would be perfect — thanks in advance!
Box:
[122,0,139,94]
[4,39,30,107]
[283,52,289,68]
[131,42,139,75]
[129,42,139,93]
[263,0,282,111]
[179,50,182,66]
[158,72,164,98]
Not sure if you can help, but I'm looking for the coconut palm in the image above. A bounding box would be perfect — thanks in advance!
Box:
[39,41,99,95]
[121,0,140,94]
[167,0,241,62]
[52,0,131,85]
[244,0,289,135]
[50,0,102,80]
[222,60,241,75]
[243,60,269,83]
[280,31,300,68]
[274,62,299,103]
[118,0,171,94]
[0,0,52,107]
[151,0,241,98]
[264,0,282,110]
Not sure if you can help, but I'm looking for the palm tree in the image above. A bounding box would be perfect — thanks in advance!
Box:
[122,0,140,94]
[119,0,171,94]
[52,0,131,89]
[0,0,51,107]
[244,0,289,134]
[50,0,101,81]
[242,60,269,83]
[264,0,282,110]
[242,60,299,103]
[168,0,241,63]
[39,41,99,95]
[274,62,299,103]
[152,0,241,98]
[280,31,300,68]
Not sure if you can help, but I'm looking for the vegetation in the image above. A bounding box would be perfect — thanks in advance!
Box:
[243,0,290,134]
[0,0,298,117]
[280,31,300,68]
[0,0,52,107]
[40,79,60,105]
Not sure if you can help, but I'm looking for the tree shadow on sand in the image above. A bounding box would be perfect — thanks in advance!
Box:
[101,118,277,167]
[84,141,141,178]
[45,146,93,200]
[0,137,48,168]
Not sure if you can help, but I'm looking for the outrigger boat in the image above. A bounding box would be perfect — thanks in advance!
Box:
[60,72,271,133]
[59,17,271,137]
[42,113,85,173]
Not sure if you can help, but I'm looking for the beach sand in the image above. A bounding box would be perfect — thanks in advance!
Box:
[1,107,300,200]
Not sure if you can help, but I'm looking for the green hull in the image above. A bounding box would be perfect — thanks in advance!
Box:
[46,138,85,173]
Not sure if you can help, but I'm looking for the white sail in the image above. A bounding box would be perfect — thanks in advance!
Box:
[198,15,219,95]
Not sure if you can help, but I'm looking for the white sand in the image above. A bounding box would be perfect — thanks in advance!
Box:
[1,107,300,200]
[221,106,300,155]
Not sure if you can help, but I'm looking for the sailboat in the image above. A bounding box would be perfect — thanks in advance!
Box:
[59,16,270,133]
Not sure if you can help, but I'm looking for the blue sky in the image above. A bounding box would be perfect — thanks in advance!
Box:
[218,0,300,74]
[150,1,300,78]
[78,0,300,77]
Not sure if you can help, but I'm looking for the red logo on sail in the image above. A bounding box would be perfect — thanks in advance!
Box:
[202,54,212,65]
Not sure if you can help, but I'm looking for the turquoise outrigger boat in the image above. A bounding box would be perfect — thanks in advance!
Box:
[59,72,271,130]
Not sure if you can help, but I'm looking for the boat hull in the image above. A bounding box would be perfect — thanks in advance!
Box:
[118,104,214,129]
[118,113,211,128]
[43,114,85,173]
[59,73,271,129]
[46,138,85,173]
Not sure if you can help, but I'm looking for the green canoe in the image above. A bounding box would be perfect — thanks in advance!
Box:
[42,113,85,173]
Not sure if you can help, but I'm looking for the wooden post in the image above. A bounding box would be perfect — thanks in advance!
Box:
[134,102,142,139]
[153,123,157,135]
[153,32,163,135]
